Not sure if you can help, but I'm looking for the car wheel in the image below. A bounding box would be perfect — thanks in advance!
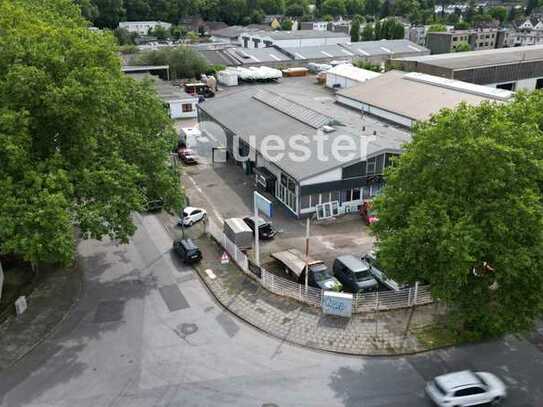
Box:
[492,397,502,405]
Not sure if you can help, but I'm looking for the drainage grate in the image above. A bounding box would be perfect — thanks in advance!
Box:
[94,300,125,323]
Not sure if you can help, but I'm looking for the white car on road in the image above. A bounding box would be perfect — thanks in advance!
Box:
[426,370,506,406]
[178,207,207,227]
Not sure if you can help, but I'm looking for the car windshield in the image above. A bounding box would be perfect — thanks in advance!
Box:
[312,269,331,282]
[433,379,446,395]
[475,373,488,387]
[354,268,373,281]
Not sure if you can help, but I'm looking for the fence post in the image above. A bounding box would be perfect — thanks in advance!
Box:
[407,287,412,307]
[413,281,419,306]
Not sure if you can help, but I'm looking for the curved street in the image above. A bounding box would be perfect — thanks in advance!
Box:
[0,214,542,407]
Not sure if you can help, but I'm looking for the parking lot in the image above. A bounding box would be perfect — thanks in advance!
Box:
[173,76,376,279]
[180,160,374,271]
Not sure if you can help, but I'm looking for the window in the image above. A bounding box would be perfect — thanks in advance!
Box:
[182,103,193,113]
[352,188,361,201]
[367,159,376,175]
[454,387,486,397]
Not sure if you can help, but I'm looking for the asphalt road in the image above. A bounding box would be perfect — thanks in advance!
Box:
[0,214,542,407]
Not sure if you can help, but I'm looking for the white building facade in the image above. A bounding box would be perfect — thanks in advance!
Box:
[118,21,172,35]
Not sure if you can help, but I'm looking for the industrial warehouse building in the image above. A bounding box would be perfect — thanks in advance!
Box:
[193,39,429,68]
[197,75,509,217]
[239,30,350,49]
[391,45,543,91]
[336,70,513,128]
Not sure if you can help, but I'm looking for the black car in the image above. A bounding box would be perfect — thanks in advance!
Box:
[242,216,277,240]
[173,238,202,264]
[333,255,378,293]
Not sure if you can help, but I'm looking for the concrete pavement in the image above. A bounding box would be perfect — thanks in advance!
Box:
[0,214,542,406]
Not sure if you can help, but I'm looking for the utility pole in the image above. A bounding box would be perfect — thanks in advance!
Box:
[304,217,310,294]
[254,193,260,267]
[404,281,419,338]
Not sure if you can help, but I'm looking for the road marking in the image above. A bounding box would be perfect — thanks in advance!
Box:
[205,269,216,279]
[186,175,224,223]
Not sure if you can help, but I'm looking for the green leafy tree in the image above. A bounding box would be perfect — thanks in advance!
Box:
[322,0,347,16]
[353,59,381,71]
[114,27,137,45]
[380,0,391,17]
[285,2,305,15]
[350,15,361,41]
[134,46,208,78]
[361,22,374,39]
[280,18,294,29]
[77,0,100,21]
[454,40,471,51]
[124,0,151,21]
[149,25,169,40]
[258,0,285,13]
[364,0,382,16]
[186,31,199,42]
[373,95,543,338]
[0,0,182,266]
[455,20,470,29]
[394,0,419,17]
[427,23,447,31]
[345,0,365,16]
[251,9,265,23]
[488,6,507,23]
[92,0,125,28]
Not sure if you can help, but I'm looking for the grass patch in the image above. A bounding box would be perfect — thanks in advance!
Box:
[412,323,467,348]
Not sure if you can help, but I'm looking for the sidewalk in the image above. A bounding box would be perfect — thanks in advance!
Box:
[186,227,440,355]
[0,263,82,370]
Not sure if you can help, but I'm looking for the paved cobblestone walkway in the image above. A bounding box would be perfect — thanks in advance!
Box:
[192,234,440,356]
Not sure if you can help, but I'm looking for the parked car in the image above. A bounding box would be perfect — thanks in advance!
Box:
[243,216,277,240]
[177,148,198,165]
[271,249,342,291]
[362,251,403,292]
[333,255,378,293]
[178,207,207,227]
[426,370,506,407]
[173,238,202,264]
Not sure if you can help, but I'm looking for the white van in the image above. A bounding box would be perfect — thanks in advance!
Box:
[179,127,201,148]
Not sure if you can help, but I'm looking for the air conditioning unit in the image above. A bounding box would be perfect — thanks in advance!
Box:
[322,125,336,133]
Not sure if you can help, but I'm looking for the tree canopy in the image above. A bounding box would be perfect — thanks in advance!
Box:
[373,94,543,338]
[0,0,182,265]
[134,47,210,79]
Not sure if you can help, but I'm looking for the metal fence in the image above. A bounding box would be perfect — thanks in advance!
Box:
[207,220,433,313]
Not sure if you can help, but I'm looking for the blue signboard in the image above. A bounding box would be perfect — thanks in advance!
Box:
[254,191,272,218]
[321,291,353,318]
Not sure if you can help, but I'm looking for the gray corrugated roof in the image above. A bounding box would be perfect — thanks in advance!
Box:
[198,84,410,181]
[283,44,356,60]
[249,30,348,40]
[337,70,500,121]
[211,25,261,38]
[395,44,543,70]
[253,90,333,128]
[340,39,429,57]
[227,47,290,64]
[196,49,240,66]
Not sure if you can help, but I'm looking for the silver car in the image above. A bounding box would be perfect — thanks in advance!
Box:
[426,370,506,406]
